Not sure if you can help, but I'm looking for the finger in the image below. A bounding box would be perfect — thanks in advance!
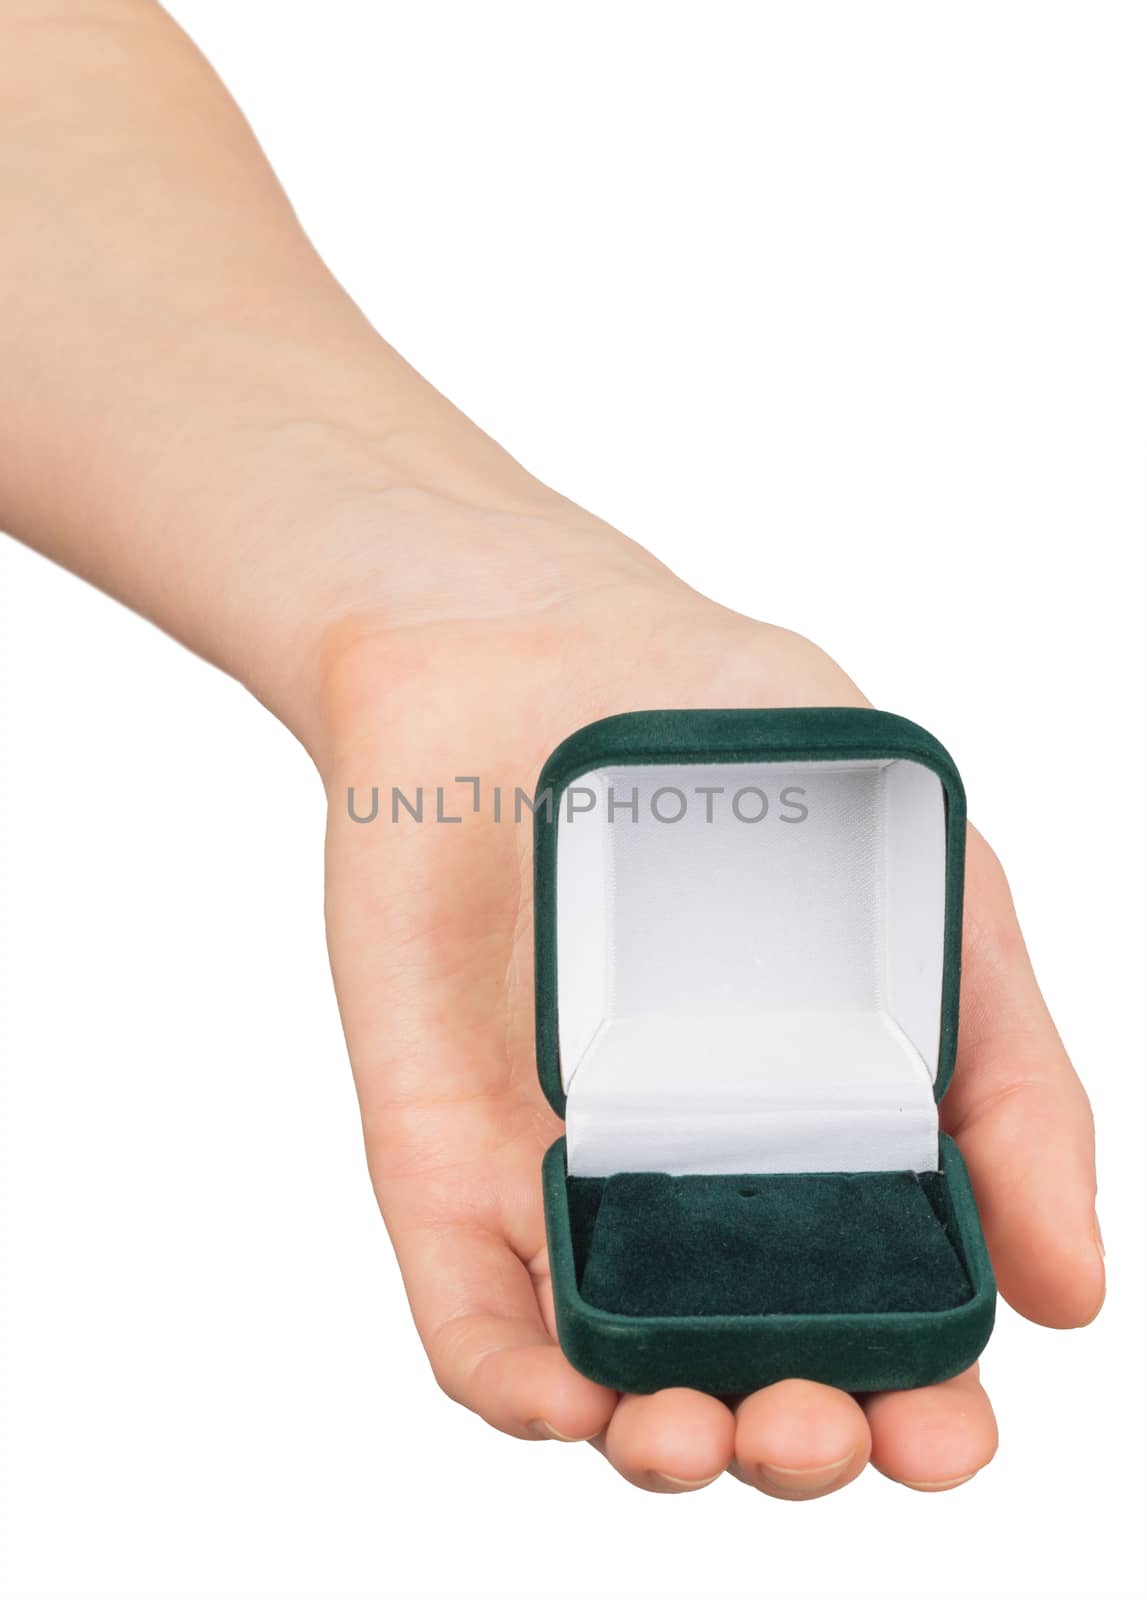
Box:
[864,1365,997,1491]
[399,1219,617,1442]
[600,1389,736,1492]
[731,1380,870,1499]
[943,828,1104,1328]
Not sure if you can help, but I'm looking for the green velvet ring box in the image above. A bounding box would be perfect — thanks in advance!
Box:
[535,708,995,1395]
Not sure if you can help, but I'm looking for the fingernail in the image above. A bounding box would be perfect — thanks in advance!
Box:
[757,1450,854,1495]
[529,1420,589,1442]
[650,1470,724,1491]
[1093,1214,1105,1260]
[902,1471,977,1492]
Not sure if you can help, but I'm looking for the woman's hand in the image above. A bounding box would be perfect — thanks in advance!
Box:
[313,486,1103,1497]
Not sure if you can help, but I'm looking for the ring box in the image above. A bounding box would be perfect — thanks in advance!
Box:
[535,708,995,1395]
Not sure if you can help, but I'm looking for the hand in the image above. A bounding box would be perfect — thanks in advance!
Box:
[0,0,1103,1502]
[315,486,1103,1498]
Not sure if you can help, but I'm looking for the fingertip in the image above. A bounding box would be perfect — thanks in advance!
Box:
[1018,1245,1106,1330]
[734,1380,870,1499]
[477,1342,617,1441]
[991,1212,1106,1328]
[960,1103,1106,1328]
[865,1368,997,1491]
[604,1389,735,1492]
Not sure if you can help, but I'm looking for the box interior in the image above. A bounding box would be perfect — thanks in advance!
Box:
[551,749,977,1331]
[557,757,949,1177]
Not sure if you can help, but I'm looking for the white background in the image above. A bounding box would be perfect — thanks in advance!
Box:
[1,3,1144,1597]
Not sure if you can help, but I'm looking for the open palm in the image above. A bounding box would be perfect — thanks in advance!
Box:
[320,563,1102,1498]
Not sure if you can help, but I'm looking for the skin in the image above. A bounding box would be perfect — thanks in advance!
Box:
[0,0,1103,1498]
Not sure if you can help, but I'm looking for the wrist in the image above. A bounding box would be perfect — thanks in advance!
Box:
[226,426,680,768]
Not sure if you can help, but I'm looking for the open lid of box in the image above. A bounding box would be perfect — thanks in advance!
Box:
[533,708,966,1179]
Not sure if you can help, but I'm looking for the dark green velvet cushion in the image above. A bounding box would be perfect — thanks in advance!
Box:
[572,1170,971,1319]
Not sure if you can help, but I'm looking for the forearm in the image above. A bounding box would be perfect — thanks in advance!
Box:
[0,0,642,750]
